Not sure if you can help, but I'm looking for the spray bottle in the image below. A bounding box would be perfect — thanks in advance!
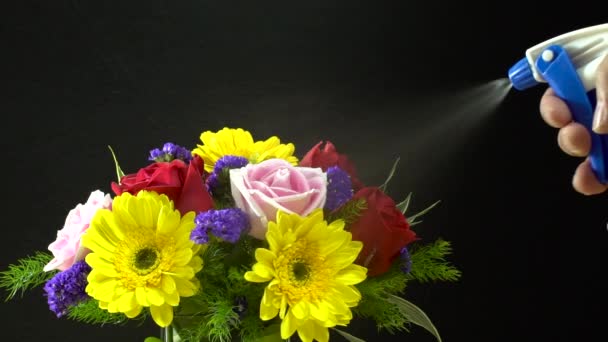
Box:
[507,23,608,184]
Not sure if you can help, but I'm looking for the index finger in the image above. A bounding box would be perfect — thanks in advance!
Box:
[540,87,572,128]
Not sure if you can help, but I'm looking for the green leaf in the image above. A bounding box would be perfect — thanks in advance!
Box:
[332,328,366,342]
[378,157,400,193]
[143,338,162,342]
[408,239,461,283]
[257,323,283,342]
[387,295,442,342]
[325,198,367,227]
[0,252,54,301]
[396,192,413,214]
[67,299,132,325]
[108,145,125,182]
[408,200,441,225]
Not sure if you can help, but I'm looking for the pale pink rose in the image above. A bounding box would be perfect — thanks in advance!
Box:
[43,190,112,272]
[230,159,327,239]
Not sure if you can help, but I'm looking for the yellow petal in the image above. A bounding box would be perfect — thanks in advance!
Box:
[85,253,117,277]
[145,286,165,306]
[290,301,309,320]
[107,300,119,313]
[265,223,281,251]
[255,248,276,267]
[333,284,361,306]
[252,262,274,279]
[171,266,194,279]
[164,287,180,306]
[326,241,363,269]
[86,269,111,283]
[279,294,287,319]
[260,289,279,320]
[117,291,137,313]
[157,206,181,235]
[131,194,155,230]
[244,270,271,283]
[111,195,139,229]
[135,287,149,306]
[124,304,143,318]
[309,301,329,322]
[334,264,367,285]
[296,319,315,342]
[172,248,193,267]
[324,295,349,316]
[174,277,197,297]
[161,275,177,294]
[150,304,174,327]
[188,255,203,274]
[280,309,298,340]
[311,322,329,342]
[81,213,120,254]
[87,278,118,302]
[316,230,348,257]
[175,212,196,237]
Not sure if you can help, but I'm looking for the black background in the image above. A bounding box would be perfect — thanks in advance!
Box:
[1,1,606,341]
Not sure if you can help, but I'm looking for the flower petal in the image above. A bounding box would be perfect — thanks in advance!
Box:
[244,270,271,283]
[260,289,279,320]
[117,291,137,313]
[255,248,276,267]
[334,264,367,285]
[161,275,177,294]
[145,286,165,306]
[174,277,198,297]
[135,287,149,306]
[172,248,193,267]
[150,303,174,327]
[280,310,298,340]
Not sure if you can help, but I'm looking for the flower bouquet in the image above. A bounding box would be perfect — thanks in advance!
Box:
[1,127,460,342]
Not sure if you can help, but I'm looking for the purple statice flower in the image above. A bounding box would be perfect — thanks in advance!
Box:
[399,247,412,274]
[324,166,354,212]
[43,260,91,318]
[206,155,249,194]
[190,208,250,244]
[148,142,193,163]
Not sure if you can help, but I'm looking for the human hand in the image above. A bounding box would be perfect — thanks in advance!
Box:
[539,54,608,195]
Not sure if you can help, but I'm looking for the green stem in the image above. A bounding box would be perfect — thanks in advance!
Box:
[161,325,173,342]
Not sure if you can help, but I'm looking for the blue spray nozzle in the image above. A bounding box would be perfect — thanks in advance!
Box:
[508,57,539,91]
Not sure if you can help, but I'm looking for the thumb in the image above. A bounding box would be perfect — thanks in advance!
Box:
[592,55,608,134]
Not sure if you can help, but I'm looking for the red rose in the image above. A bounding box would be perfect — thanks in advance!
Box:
[111,155,213,216]
[299,141,364,191]
[349,187,417,276]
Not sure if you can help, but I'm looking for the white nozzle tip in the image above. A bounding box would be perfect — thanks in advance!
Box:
[541,49,554,62]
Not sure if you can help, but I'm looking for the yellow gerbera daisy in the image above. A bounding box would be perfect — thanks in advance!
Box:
[244,209,367,342]
[192,127,298,173]
[81,191,203,327]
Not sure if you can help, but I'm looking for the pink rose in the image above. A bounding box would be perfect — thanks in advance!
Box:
[230,159,327,239]
[43,190,112,272]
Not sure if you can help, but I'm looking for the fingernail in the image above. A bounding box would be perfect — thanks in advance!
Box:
[593,100,608,134]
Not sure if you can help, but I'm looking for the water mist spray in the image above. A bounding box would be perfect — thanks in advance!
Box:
[508,23,608,184]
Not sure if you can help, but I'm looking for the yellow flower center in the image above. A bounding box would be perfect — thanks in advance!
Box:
[274,239,331,304]
[114,229,176,290]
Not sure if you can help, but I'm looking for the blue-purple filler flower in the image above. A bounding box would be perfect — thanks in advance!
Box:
[399,247,412,274]
[206,155,249,194]
[148,142,192,163]
[43,260,91,317]
[190,208,250,244]
[233,295,248,318]
[324,166,353,211]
